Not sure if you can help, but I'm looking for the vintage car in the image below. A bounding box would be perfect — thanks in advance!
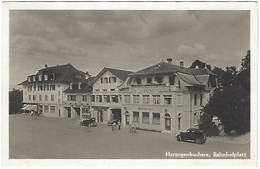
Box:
[108,119,120,126]
[80,117,97,127]
[176,128,206,144]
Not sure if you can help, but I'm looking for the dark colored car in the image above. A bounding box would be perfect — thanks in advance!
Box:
[108,119,119,126]
[80,117,97,127]
[176,128,206,144]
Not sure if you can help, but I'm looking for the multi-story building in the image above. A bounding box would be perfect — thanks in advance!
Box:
[90,67,133,123]
[19,63,91,118]
[119,59,218,134]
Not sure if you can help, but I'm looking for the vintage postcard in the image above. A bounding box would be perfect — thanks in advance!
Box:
[1,1,258,167]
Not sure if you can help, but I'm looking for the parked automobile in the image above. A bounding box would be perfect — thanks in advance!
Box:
[108,119,119,126]
[176,128,206,144]
[80,117,97,127]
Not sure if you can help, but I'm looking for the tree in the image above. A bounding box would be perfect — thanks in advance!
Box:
[203,87,250,134]
[202,50,250,135]
[9,89,23,114]
[189,59,211,70]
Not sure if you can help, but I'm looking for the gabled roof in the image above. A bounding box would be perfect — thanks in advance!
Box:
[63,84,93,93]
[90,67,133,85]
[186,68,218,76]
[130,62,191,76]
[18,63,87,85]
[177,72,205,87]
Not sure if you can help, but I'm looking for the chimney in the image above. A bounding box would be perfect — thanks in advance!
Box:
[45,64,48,68]
[167,58,172,63]
[180,61,184,67]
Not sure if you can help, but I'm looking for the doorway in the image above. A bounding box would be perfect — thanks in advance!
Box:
[165,113,171,131]
[68,107,71,118]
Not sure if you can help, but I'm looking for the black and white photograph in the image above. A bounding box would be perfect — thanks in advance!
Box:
[2,1,258,167]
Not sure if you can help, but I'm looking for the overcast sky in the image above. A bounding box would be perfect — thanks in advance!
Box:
[9,10,250,89]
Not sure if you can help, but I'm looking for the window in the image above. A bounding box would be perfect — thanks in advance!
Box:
[169,76,175,85]
[58,99,61,103]
[104,77,109,83]
[142,95,150,105]
[111,95,118,103]
[44,74,48,81]
[135,77,141,84]
[33,95,36,101]
[95,89,100,92]
[67,95,76,101]
[50,106,55,113]
[164,95,172,105]
[49,74,55,80]
[50,85,55,90]
[91,95,95,102]
[38,75,42,81]
[142,112,149,124]
[200,94,203,106]
[46,85,49,91]
[124,95,130,104]
[154,75,163,84]
[133,112,139,123]
[104,95,110,103]
[96,95,102,102]
[28,77,31,82]
[29,95,31,100]
[33,76,36,82]
[58,91,60,96]
[51,95,54,101]
[101,78,103,83]
[152,95,160,105]
[133,95,140,104]
[111,77,117,83]
[103,89,107,91]
[194,94,197,105]
[45,95,48,101]
[110,89,115,91]
[152,113,160,125]
[44,105,49,112]
[177,94,183,105]
[34,85,36,91]
[39,95,42,101]
[82,95,88,101]
[147,77,152,84]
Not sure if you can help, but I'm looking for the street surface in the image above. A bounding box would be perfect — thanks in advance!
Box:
[9,114,250,159]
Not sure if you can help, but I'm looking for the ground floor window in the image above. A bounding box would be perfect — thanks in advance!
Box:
[142,112,149,124]
[50,106,55,113]
[133,111,139,123]
[44,105,49,112]
[152,113,160,125]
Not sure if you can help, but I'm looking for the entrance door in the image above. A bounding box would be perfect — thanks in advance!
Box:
[68,108,71,118]
[125,115,130,126]
[165,114,171,131]
[100,111,103,122]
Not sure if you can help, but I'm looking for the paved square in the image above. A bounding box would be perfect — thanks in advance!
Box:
[9,114,250,159]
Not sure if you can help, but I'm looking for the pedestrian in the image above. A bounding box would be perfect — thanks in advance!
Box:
[30,110,34,116]
[118,120,121,130]
[134,123,137,133]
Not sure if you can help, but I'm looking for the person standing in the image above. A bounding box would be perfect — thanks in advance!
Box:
[118,120,121,130]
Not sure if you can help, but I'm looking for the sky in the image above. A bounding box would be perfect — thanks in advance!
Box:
[9,10,250,90]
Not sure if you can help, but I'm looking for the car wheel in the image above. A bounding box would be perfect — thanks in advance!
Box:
[195,139,202,144]
[177,135,182,141]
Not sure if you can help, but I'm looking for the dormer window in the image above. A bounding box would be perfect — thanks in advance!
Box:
[33,76,36,82]
[49,73,55,81]
[38,75,42,81]
[70,83,73,90]
[135,77,142,84]
[154,75,163,84]
[28,77,31,82]
[78,83,81,89]
[44,74,48,81]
